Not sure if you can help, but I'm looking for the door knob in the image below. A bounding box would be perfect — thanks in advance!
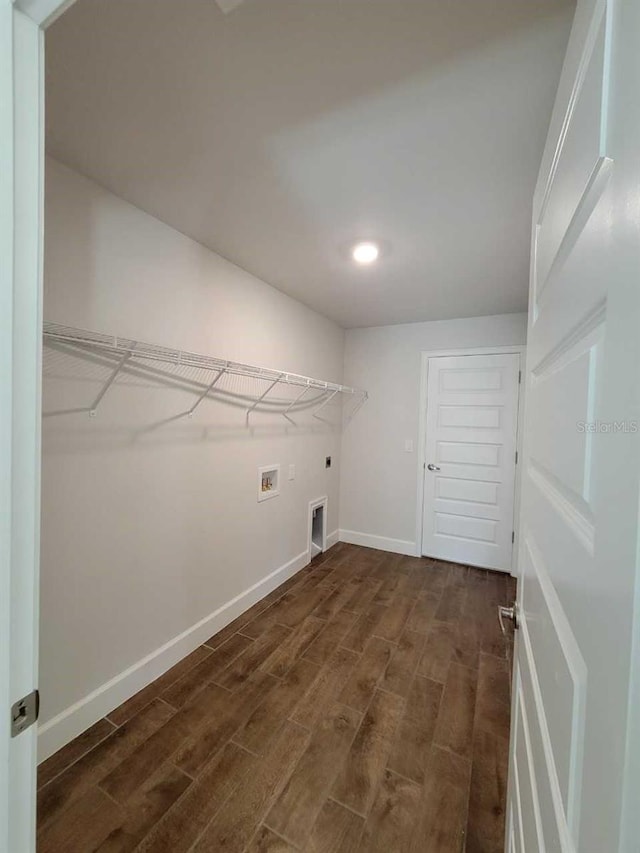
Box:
[498,602,519,634]
[427,463,441,471]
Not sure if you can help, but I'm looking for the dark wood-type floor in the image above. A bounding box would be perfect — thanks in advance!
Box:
[37,543,516,853]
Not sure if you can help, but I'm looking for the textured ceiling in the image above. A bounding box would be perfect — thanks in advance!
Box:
[46,0,574,328]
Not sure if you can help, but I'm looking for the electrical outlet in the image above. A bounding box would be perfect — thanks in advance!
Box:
[288,463,295,480]
[404,439,414,453]
[325,456,332,469]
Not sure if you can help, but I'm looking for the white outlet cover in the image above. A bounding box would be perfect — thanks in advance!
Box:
[288,463,296,481]
[404,439,414,453]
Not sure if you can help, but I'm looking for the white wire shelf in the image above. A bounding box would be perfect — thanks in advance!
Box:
[42,322,368,423]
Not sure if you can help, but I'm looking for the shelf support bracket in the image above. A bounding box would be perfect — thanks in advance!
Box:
[312,388,340,421]
[89,351,132,417]
[246,374,284,422]
[187,365,227,417]
[344,391,368,425]
[281,383,311,424]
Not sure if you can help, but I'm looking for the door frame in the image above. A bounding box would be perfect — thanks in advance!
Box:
[415,346,526,574]
[2,0,78,849]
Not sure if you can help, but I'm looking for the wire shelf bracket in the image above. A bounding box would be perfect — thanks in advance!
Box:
[282,383,313,425]
[187,365,228,418]
[312,388,340,421]
[246,373,285,424]
[88,349,132,417]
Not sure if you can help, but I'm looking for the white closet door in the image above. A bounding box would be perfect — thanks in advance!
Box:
[421,353,520,572]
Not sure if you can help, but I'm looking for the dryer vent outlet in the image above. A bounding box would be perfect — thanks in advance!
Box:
[311,504,325,559]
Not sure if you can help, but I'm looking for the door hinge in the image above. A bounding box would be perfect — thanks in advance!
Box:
[11,689,39,738]
[515,450,518,464]
[518,370,522,384]
[512,531,515,544]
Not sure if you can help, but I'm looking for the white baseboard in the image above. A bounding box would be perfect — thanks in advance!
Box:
[326,528,339,549]
[338,529,417,557]
[37,547,311,763]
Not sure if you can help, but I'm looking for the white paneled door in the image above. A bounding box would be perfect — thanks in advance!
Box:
[421,353,520,572]
[508,0,640,851]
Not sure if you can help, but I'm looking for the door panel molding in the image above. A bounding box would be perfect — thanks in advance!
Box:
[530,300,605,382]
[514,672,547,851]
[522,535,587,839]
[533,0,611,319]
[535,157,612,314]
[529,319,604,518]
[518,622,573,852]
[535,0,608,224]
[509,748,525,853]
[527,461,595,554]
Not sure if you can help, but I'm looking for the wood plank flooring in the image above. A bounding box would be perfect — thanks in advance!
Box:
[37,543,516,852]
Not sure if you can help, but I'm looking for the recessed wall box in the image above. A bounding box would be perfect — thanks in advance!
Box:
[258,465,280,502]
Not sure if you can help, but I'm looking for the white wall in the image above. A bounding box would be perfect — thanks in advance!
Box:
[340,314,527,554]
[39,158,345,759]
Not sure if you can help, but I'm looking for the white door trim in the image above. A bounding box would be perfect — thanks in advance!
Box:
[415,346,526,573]
[2,0,77,848]
[15,0,78,27]
[2,6,44,851]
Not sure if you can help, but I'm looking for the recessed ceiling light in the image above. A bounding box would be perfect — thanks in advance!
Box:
[352,241,380,265]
